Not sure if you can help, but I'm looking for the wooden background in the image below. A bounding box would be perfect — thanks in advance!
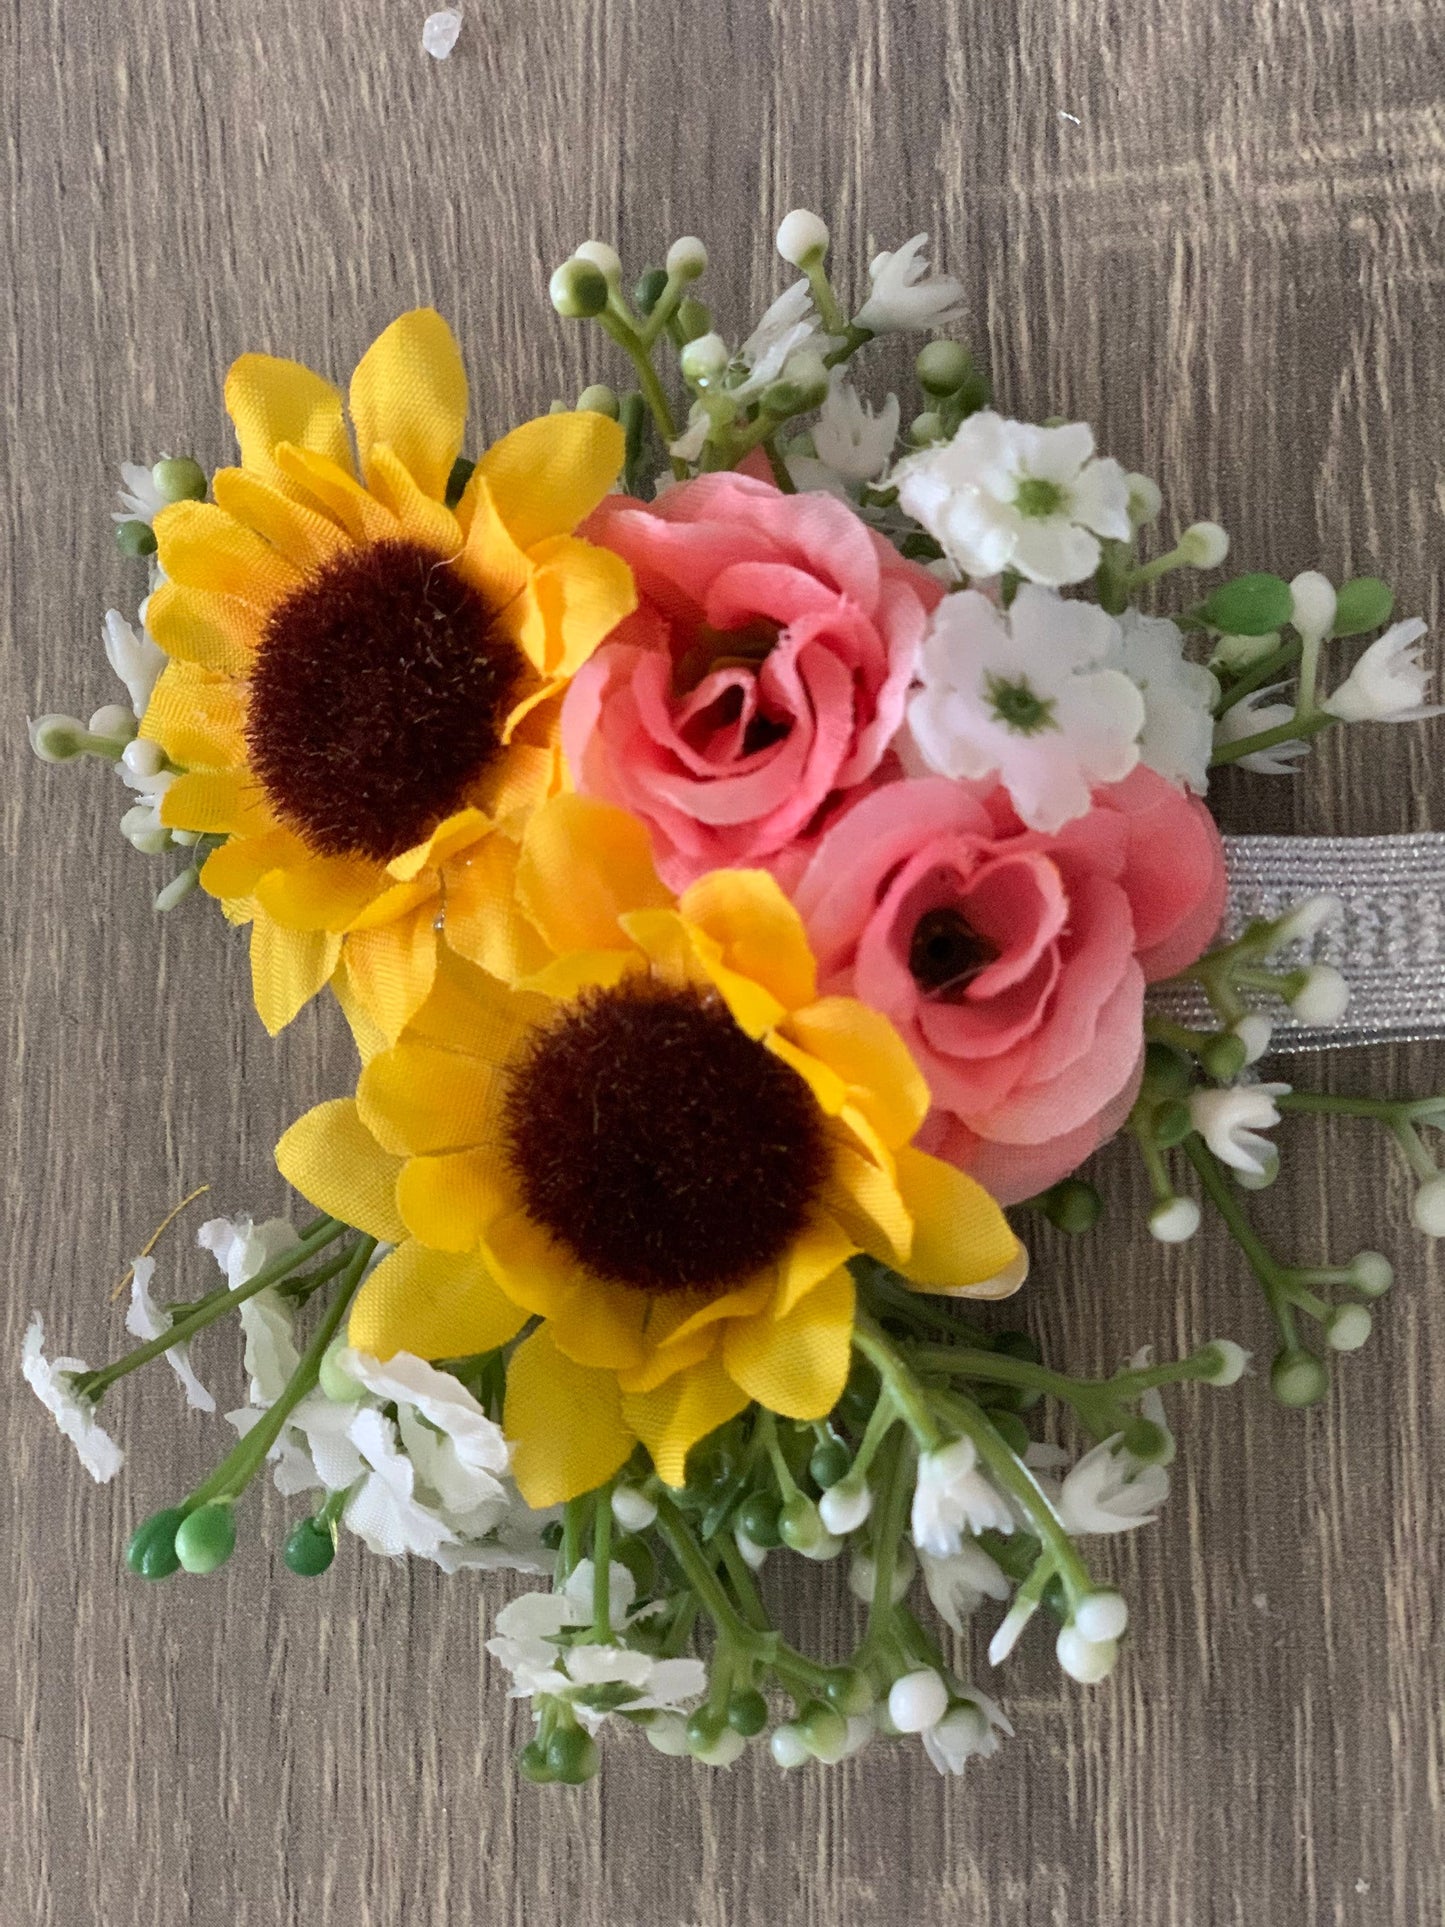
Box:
[4,1,1444,1921]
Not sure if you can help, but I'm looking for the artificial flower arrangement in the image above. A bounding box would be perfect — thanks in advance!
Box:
[24,211,1445,1785]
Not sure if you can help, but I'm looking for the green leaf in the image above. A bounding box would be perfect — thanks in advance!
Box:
[1331,576,1394,637]
[1199,573,1293,636]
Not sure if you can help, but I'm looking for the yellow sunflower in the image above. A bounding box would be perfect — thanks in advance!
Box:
[139,308,634,1043]
[276,796,1027,1506]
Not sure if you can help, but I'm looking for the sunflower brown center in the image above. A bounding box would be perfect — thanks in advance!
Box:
[500,977,829,1297]
[246,539,525,863]
[908,907,997,998]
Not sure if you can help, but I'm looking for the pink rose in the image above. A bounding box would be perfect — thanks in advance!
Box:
[562,473,942,890]
[793,767,1229,1204]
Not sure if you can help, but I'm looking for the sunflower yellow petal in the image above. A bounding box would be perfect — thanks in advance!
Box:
[516,795,671,956]
[441,836,556,985]
[482,1209,582,1322]
[199,828,304,904]
[224,352,352,485]
[774,1214,860,1319]
[274,1097,407,1242]
[621,1351,750,1488]
[153,500,300,608]
[505,1327,635,1506]
[339,908,440,1044]
[765,1031,848,1115]
[145,580,257,675]
[348,1242,523,1361]
[253,854,386,932]
[386,807,490,883]
[161,769,274,838]
[823,1139,912,1269]
[211,467,351,571]
[405,950,544,1059]
[332,954,392,1063]
[722,1264,854,1420]
[348,309,467,502]
[395,1145,514,1252]
[542,1279,649,1373]
[512,533,636,679]
[455,470,533,607]
[892,1146,1026,1296]
[138,662,247,768]
[678,869,817,1012]
[273,444,399,545]
[250,918,342,1033]
[474,412,624,553]
[615,910,714,992]
[786,998,930,1147]
[362,442,465,555]
[358,1035,499,1156]
[615,1326,717,1396]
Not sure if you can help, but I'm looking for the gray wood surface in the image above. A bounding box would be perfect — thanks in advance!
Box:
[4,1,1444,1921]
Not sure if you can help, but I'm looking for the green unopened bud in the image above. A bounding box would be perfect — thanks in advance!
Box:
[908,410,944,446]
[517,1738,555,1783]
[1271,1348,1328,1407]
[1121,1416,1173,1465]
[822,1667,875,1715]
[1347,1250,1393,1297]
[1194,1339,1250,1386]
[573,239,622,284]
[915,339,972,397]
[737,1491,782,1547]
[1210,629,1281,672]
[633,267,669,315]
[549,258,611,319]
[680,332,729,384]
[1199,1032,1248,1081]
[116,518,158,558]
[1153,1099,1194,1148]
[798,1701,847,1756]
[1177,521,1230,569]
[175,1502,236,1574]
[808,1438,851,1489]
[545,1723,600,1784]
[666,235,708,280]
[576,383,620,419]
[318,1339,366,1403]
[284,1516,337,1576]
[1126,473,1163,527]
[727,1688,769,1737]
[1041,1177,1102,1234]
[1324,1303,1372,1353]
[684,1704,727,1751]
[126,1507,186,1580]
[152,456,207,504]
[778,1493,825,1552]
[28,713,91,763]
[762,350,829,417]
[1141,1042,1195,1101]
[676,297,712,343]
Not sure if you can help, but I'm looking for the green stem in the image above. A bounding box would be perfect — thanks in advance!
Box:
[653,1493,760,1652]
[188,1237,375,1507]
[591,1481,615,1636]
[1182,1135,1300,1347]
[76,1218,349,1400]
[1214,636,1302,716]
[1210,708,1335,768]
[864,1428,914,1644]
[856,1265,991,1347]
[717,1536,771,1634]
[851,1317,945,1450]
[598,313,683,471]
[1277,1090,1445,1126]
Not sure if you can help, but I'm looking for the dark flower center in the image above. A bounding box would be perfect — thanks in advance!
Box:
[247,539,525,863]
[908,907,997,998]
[500,977,829,1296]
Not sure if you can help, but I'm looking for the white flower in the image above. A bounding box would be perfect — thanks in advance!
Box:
[1212,684,1310,773]
[21,1316,123,1482]
[732,281,825,400]
[854,234,965,334]
[197,1214,299,1290]
[125,1255,215,1412]
[343,1406,462,1558]
[1053,1437,1170,1535]
[112,459,167,525]
[487,1561,706,1734]
[893,412,1131,587]
[987,1589,1040,1666]
[103,608,165,715]
[905,586,1144,832]
[1056,1624,1120,1683]
[912,1435,1014,1556]
[667,405,712,464]
[812,377,900,483]
[1324,619,1441,724]
[919,1542,1011,1632]
[1290,964,1350,1026]
[1108,610,1219,793]
[921,1694,1012,1775]
[1189,1082,1289,1177]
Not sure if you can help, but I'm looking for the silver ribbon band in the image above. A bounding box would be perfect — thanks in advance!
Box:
[1146,833,1445,1052]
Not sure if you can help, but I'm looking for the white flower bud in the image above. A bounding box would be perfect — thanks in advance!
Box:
[1289,570,1337,642]
[1197,1339,1251,1386]
[644,1712,691,1757]
[573,239,622,283]
[154,868,199,912]
[1324,1304,1373,1352]
[769,1723,811,1769]
[818,1478,872,1536]
[679,331,729,382]
[733,1527,768,1571]
[421,8,464,59]
[797,1528,845,1562]
[666,235,707,279]
[888,1669,950,1734]
[695,1727,747,1768]
[847,1545,915,1605]
[549,258,611,318]
[1347,1251,1393,1297]
[776,209,830,267]
[1178,521,1230,568]
[1411,1174,1445,1238]
[88,703,138,743]
[611,1486,657,1533]
[120,737,165,780]
[1073,1590,1129,1643]
[1126,473,1163,526]
[1274,894,1344,947]
[1149,1196,1201,1244]
[1290,964,1350,1026]
[1231,1014,1274,1065]
[28,713,90,762]
[1056,1626,1120,1683]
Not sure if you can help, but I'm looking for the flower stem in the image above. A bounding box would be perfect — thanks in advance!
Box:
[653,1492,762,1653]
[187,1237,375,1508]
[1213,636,1303,716]
[851,1316,946,1450]
[1209,708,1335,768]
[864,1427,914,1645]
[75,1218,350,1401]
[591,1481,615,1636]
[1182,1135,1300,1347]
[1277,1090,1445,1126]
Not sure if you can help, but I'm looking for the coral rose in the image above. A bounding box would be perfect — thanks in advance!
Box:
[793,767,1228,1203]
[562,473,942,889]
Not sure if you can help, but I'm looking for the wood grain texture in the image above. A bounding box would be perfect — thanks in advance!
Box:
[3,1,1444,1921]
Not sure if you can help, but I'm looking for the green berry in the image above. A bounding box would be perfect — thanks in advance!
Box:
[549,258,611,319]
[545,1724,600,1784]
[737,1492,782,1547]
[727,1689,769,1737]
[576,383,620,419]
[822,1667,874,1715]
[151,456,207,504]
[778,1494,824,1552]
[989,1410,1032,1456]
[1142,1041,1194,1101]
[126,1507,185,1581]
[115,518,157,559]
[798,1701,846,1754]
[1042,1178,1102,1234]
[685,1704,726,1751]
[809,1439,851,1489]
[633,268,669,315]
[1152,1099,1195,1148]
[1271,1348,1328,1408]
[517,1739,555,1784]
[675,297,712,343]
[284,1517,336,1576]
[174,1503,236,1575]
[1200,1033,1249,1081]
[916,340,972,397]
